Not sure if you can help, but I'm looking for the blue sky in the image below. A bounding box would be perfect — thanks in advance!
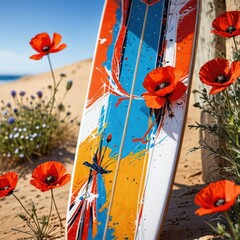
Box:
[0,0,105,75]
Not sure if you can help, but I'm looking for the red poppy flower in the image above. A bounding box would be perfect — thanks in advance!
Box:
[0,172,18,198]
[199,58,240,95]
[29,32,67,60]
[142,66,187,109]
[30,161,71,192]
[194,180,240,216]
[212,11,240,38]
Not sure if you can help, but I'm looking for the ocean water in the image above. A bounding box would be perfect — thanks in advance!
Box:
[0,75,23,84]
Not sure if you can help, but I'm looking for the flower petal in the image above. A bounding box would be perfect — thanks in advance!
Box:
[29,53,45,60]
[142,93,166,109]
[168,81,187,102]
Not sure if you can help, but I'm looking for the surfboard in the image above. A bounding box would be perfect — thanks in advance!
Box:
[66,0,199,239]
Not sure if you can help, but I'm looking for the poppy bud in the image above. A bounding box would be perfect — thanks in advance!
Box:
[60,73,66,78]
[66,80,73,91]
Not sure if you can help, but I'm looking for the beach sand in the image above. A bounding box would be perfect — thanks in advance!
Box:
[0,59,214,239]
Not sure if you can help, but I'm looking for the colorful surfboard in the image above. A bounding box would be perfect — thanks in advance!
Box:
[66,0,199,239]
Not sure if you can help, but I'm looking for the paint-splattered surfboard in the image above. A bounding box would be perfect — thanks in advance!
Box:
[66,0,199,239]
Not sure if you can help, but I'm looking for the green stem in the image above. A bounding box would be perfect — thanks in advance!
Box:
[12,193,39,233]
[12,192,33,219]
[51,189,63,229]
[11,228,35,236]
[224,211,239,240]
[31,205,41,234]
[233,36,238,52]
[47,54,57,116]
[42,189,53,235]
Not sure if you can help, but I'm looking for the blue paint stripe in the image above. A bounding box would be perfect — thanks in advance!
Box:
[122,0,166,155]
[105,0,166,157]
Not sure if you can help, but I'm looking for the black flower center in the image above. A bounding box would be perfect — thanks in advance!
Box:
[0,185,10,191]
[214,198,226,207]
[215,75,229,84]
[42,46,50,52]
[225,25,237,34]
[155,82,170,91]
[45,175,55,185]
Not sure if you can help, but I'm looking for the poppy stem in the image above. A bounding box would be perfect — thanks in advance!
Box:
[42,189,53,235]
[12,192,32,219]
[12,192,39,232]
[233,37,238,52]
[224,211,239,240]
[11,228,35,236]
[47,54,57,116]
[51,189,63,229]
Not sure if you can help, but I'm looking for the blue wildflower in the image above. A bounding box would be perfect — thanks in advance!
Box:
[11,90,17,98]
[8,117,15,124]
[37,91,43,98]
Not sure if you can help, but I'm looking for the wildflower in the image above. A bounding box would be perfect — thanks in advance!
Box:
[66,80,73,91]
[0,172,18,198]
[6,103,11,108]
[19,91,26,97]
[212,11,240,38]
[13,108,18,114]
[36,91,43,98]
[194,180,240,216]
[2,110,8,116]
[11,90,16,98]
[142,66,187,109]
[30,161,71,192]
[58,103,65,111]
[60,73,66,78]
[199,58,240,94]
[14,133,19,138]
[29,32,67,60]
[32,133,38,138]
[8,117,15,124]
